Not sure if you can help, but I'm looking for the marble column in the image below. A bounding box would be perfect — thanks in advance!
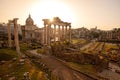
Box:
[106,32,109,39]
[62,25,64,38]
[65,25,67,40]
[69,26,71,42]
[8,20,12,48]
[58,25,60,41]
[13,18,21,57]
[44,24,47,44]
[110,32,112,39]
[54,25,56,42]
[47,24,51,45]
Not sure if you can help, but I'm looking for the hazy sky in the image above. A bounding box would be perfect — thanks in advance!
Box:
[0,0,120,30]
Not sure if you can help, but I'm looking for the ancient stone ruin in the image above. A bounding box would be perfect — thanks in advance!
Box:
[43,17,71,45]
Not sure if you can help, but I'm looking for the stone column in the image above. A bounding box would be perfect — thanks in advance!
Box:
[110,32,112,39]
[69,25,72,42]
[106,32,109,39]
[46,25,48,44]
[44,24,47,44]
[65,25,67,40]
[8,20,12,48]
[108,32,110,39]
[13,18,21,57]
[54,24,56,42]
[62,25,64,38]
[58,25,60,41]
[47,24,51,46]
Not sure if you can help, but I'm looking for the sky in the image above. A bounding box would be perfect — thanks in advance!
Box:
[0,0,120,30]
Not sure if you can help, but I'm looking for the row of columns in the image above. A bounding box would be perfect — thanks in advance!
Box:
[43,17,72,45]
[53,24,71,42]
[106,31,120,40]
[99,30,120,41]
[106,31,112,39]
[7,18,21,57]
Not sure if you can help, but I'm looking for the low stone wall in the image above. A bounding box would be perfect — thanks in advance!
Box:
[51,43,108,71]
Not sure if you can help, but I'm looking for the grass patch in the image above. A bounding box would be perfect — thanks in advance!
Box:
[20,42,30,52]
[0,48,48,80]
[72,39,87,44]
[31,70,38,80]
[0,58,48,80]
[37,48,45,54]
[0,48,17,61]
[104,43,118,51]
[66,62,100,79]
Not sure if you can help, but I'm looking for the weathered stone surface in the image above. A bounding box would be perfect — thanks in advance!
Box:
[0,60,6,64]
[12,58,17,61]
[23,72,30,80]
[19,59,25,63]
[21,55,26,59]
[8,76,16,80]
[19,62,25,66]
[17,59,25,66]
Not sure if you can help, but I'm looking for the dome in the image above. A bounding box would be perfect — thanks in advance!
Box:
[26,14,34,26]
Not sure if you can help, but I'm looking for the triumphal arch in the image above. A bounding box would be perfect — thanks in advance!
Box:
[42,17,71,45]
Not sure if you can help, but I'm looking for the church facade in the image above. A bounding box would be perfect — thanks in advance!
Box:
[21,14,43,43]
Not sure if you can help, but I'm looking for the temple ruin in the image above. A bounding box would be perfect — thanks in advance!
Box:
[43,17,71,45]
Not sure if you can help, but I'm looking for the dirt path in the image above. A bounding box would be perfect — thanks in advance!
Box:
[28,50,94,80]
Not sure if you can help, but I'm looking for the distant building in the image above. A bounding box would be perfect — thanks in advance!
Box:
[0,23,21,40]
[99,28,120,42]
[34,28,44,44]
[21,14,38,40]
[21,14,43,43]
[89,26,101,39]
[0,23,7,40]
[71,27,90,39]
[0,23,22,34]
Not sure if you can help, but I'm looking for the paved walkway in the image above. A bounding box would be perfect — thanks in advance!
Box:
[28,50,94,80]
[98,69,120,80]
[98,62,120,80]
